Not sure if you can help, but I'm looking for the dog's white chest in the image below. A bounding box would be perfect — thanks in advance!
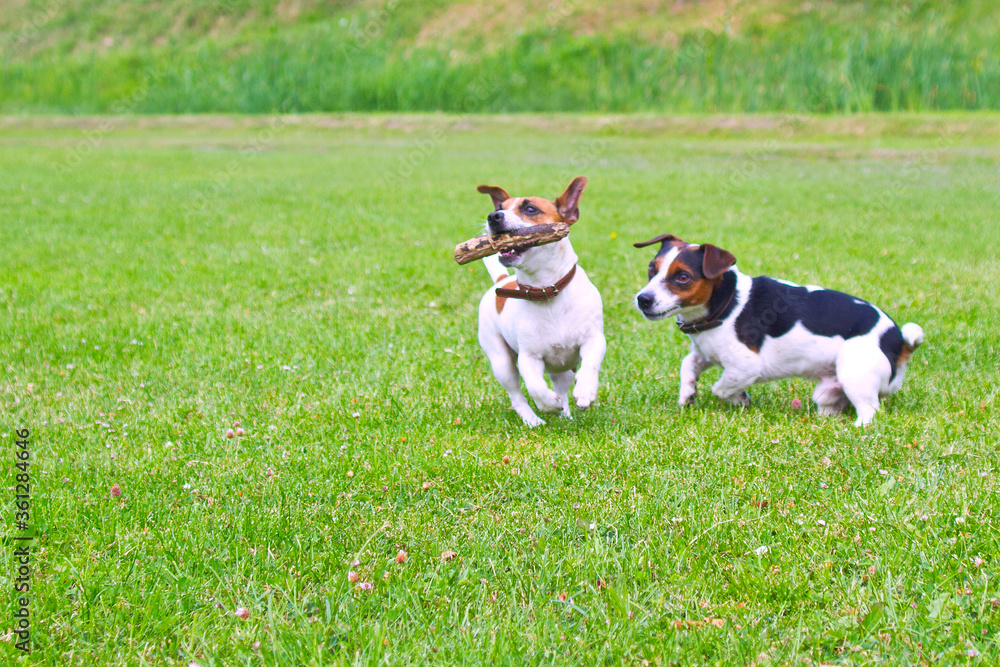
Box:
[539,340,582,373]
[499,305,587,372]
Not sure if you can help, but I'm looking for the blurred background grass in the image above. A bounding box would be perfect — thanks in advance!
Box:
[1,0,998,114]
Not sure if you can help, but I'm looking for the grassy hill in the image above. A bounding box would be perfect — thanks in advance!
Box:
[2,0,999,113]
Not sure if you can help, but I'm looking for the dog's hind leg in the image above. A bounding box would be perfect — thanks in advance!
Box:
[841,375,881,427]
[550,370,575,418]
[480,333,545,427]
[836,340,887,427]
[812,377,849,416]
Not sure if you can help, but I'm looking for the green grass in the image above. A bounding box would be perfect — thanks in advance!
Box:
[2,0,1000,113]
[2,113,1000,664]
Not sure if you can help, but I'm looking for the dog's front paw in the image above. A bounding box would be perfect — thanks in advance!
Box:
[519,411,546,428]
[731,391,751,407]
[712,380,751,407]
[853,410,877,428]
[523,415,547,428]
[511,402,546,427]
[533,390,563,414]
[678,384,698,406]
[573,384,597,411]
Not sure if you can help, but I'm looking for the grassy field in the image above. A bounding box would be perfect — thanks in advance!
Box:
[2,0,1000,113]
[2,113,1000,664]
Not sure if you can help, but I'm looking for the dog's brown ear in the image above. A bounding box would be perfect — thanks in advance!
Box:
[555,176,587,223]
[701,244,736,279]
[477,185,511,210]
[633,234,681,249]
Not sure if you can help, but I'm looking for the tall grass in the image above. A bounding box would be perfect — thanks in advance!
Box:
[2,18,997,113]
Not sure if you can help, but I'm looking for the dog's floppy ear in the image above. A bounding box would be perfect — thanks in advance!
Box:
[633,234,680,249]
[555,176,587,224]
[701,244,736,279]
[477,185,511,210]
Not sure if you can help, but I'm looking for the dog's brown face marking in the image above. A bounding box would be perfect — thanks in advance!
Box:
[647,237,688,280]
[663,247,716,309]
[477,178,588,268]
[509,196,562,224]
[478,177,587,226]
[635,233,737,322]
[647,239,736,306]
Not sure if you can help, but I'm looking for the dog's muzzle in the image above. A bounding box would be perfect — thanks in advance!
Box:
[487,210,509,234]
[636,292,655,312]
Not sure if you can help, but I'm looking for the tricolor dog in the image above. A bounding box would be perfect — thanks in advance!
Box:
[633,234,923,426]
[476,177,606,427]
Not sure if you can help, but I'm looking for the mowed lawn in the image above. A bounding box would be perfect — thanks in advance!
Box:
[2,114,999,665]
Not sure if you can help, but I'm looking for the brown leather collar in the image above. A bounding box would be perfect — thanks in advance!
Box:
[677,284,736,335]
[495,265,577,301]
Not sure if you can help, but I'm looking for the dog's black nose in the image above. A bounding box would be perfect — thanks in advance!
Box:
[636,293,654,310]
[487,210,505,226]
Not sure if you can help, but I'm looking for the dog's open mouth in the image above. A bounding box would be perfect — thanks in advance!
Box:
[499,246,527,266]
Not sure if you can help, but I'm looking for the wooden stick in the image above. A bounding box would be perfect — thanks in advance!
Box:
[454,222,570,265]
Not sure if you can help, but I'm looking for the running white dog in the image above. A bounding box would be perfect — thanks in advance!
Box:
[476,177,606,427]
[633,234,923,426]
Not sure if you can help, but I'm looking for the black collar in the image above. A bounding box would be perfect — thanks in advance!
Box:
[677,275,737,335]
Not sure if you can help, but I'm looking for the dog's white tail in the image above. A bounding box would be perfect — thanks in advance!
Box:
[483,254,511,283]
[901,322,924,350]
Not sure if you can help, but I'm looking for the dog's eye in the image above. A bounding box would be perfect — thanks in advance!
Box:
[647,265,656,279]
[523,205,539,215]
[674,272,692,285]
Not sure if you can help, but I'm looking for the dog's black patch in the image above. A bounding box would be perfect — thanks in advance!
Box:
[735,277,881,352]
[707,270,739,320]
[878,326,904,381]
